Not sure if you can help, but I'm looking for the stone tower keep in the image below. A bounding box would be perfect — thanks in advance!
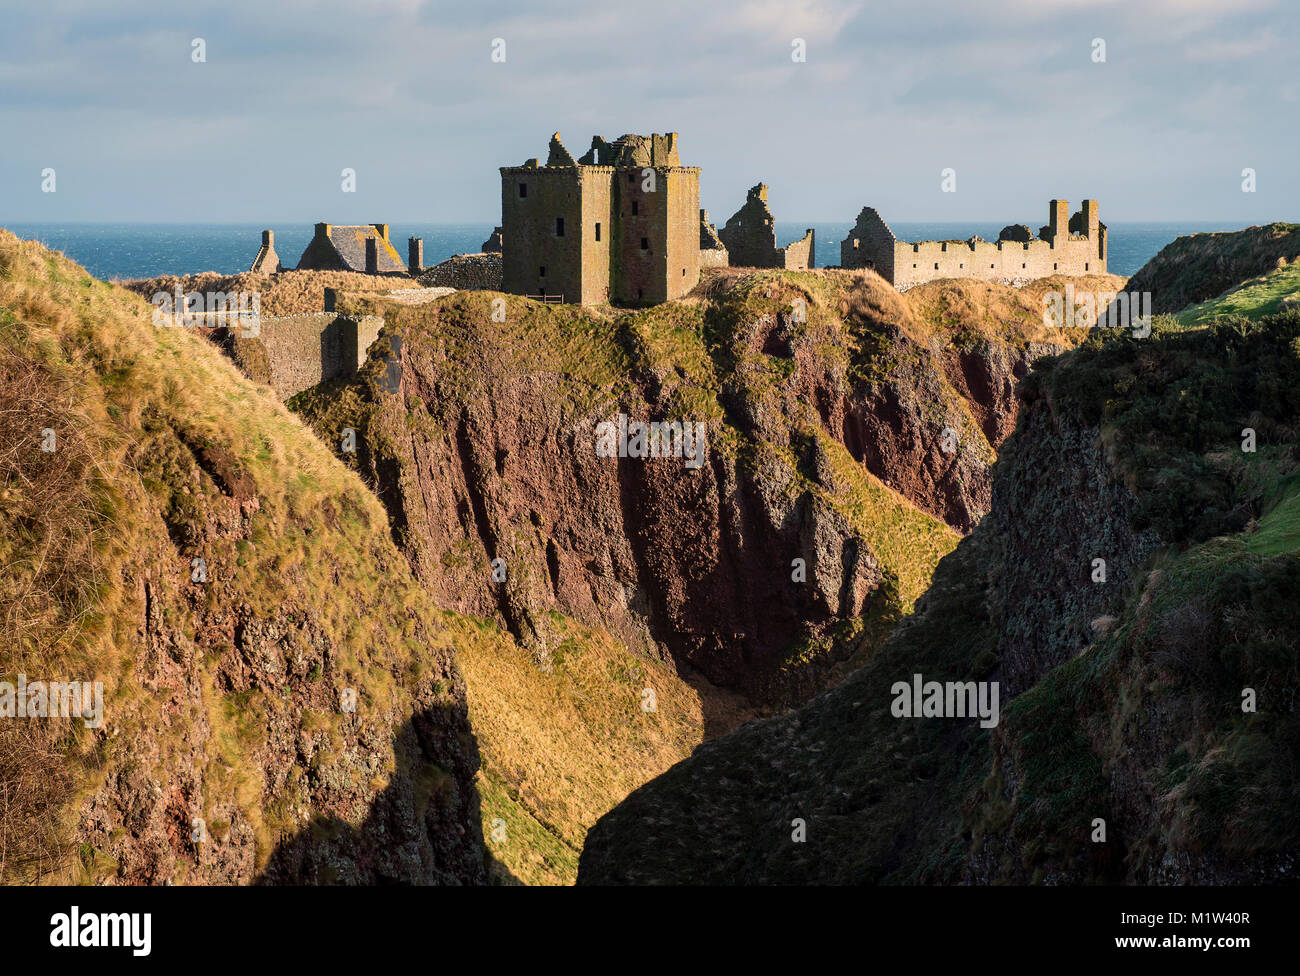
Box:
[499,132,702,304]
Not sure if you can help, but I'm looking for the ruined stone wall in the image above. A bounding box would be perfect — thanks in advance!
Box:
[844,201,1106,288]
[891,235,1104,289]
[700,247,729,268]
[840,208,897,279]
[212,313,384,399]
[699,209,729,268]
[719,185,779,268]
[419,253,503,290]
[781,229,814,270]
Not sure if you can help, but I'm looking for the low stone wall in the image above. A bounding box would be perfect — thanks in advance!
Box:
[197,313,385,399]
[700,246,729,268]
[419,252,503,290]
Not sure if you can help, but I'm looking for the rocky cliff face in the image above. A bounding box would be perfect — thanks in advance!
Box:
[579,311,1300,885]
[0,232,488,885]
[295,270,1096,707]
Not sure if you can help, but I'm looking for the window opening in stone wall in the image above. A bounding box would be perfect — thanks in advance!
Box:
[556,217,565,237]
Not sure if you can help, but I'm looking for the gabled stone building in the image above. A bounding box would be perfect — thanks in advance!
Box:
[840,200,1106,288]
[296,223,407,274]
[499,132,702,304]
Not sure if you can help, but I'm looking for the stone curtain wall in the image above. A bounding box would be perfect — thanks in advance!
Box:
[890,235,1103,289]
[841,202,1106,288]
[419,253,503,290]
[700,246,729,268]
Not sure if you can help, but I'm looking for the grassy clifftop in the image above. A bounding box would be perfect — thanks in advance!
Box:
[1128,222,1300,314]
[1176,260,1300,327]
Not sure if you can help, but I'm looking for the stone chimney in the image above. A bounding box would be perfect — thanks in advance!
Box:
[1047,200,1069,241]
[251,229,281,274]
[365,237,379,274]
[408,236,423,276]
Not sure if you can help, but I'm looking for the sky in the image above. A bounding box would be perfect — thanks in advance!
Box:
[1,0,1296,225]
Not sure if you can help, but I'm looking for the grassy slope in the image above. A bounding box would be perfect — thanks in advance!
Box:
[1176,261,1300,327]
[0,230,479,881]
[0,231,703,886]
[451,613,702,884]
[1128,222,1300,315]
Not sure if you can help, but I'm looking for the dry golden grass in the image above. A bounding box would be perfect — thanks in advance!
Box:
[449,614,705,885]
[0,231,722,885]
[121,269,416,316]
[903,273,1129,348]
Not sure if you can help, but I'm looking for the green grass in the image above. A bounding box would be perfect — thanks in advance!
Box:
[1247,482,1300,557]
[1176,261,1300,327]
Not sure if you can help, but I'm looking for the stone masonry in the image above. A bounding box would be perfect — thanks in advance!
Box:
[203,313,385,400]
[250,230,283,274]
[500,132,702,305]
[840,200,1107,289]
[419,252,503,290]
[718,184,814,270]
[699,210,729,268]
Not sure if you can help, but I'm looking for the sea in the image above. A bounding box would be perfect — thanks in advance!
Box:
[0,221,1244,282]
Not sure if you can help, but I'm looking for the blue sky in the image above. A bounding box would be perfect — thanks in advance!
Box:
[1,0,1295,224]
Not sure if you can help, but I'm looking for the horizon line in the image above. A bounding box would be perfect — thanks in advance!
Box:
[4,218,1295,227]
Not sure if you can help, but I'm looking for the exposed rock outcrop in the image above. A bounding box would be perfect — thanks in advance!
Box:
[293,270,1093,706]
[578,310,1300,885]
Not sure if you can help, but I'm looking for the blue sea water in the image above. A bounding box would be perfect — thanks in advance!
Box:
[1,220,1248,281]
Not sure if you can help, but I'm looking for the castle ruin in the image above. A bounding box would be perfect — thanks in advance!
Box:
[718,184,813,270]
[500,132,704,305]
[840,200,1106,288]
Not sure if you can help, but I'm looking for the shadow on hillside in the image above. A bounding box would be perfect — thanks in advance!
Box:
[255,704,516,886]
